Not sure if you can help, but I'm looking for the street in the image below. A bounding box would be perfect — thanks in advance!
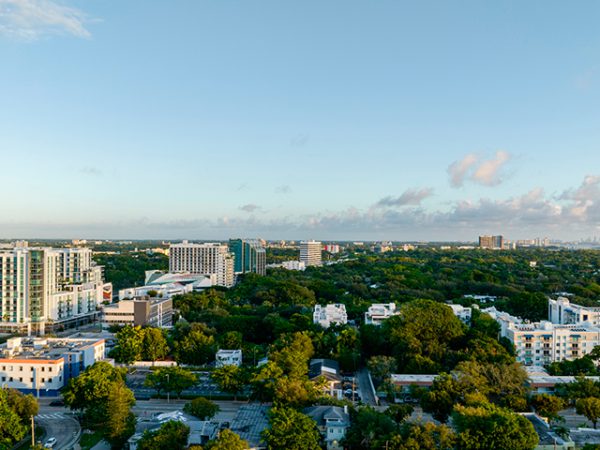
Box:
[35,412,80,450]
[357,368,377,405]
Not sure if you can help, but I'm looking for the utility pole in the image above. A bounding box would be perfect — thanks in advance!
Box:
[167,373,170,404]
[31,415,35,448]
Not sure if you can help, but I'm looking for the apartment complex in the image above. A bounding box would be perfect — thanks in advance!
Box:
[229,239,267,276]
[101,296,173,329]
[448,304,472,324]
[313,304,348,328]
[0,336,106,395]
[364,303,398,326]
[169,241,234,287]
[484,305,600,366]
[478,235,504,249]
[0,245,107,334]
[300,240,322,267]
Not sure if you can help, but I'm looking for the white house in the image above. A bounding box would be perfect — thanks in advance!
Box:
[215,349,242,367]
[313,304,348,328]
[364,303,398,326]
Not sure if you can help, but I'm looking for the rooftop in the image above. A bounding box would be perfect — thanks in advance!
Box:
[0,337,104,361]
[230,403,270,449]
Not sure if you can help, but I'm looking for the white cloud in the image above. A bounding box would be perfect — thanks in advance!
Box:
[239,204,261,213]
[0,0,91,40]
[447,151,512,188]
[448,153,478,188]
[374,188,434,208]
[471,150,511,186]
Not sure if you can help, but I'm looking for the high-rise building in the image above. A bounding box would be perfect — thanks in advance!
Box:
[229,239,266,276]
[169,241,234,287]
[479,235,504,249]
[0,246,106,334]
[300,240,322,267]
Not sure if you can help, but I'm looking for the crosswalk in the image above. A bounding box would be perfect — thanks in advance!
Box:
[36,413,66,420]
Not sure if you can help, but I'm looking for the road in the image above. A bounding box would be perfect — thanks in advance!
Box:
[35,411,80,450]
[357,368,377,405]
[133,398,245,422]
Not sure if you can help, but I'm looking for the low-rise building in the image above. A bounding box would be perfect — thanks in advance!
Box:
[0,336,106,396]
[313,304,348,328]
[304,405,350,450]
[101,296,173,329]
[448,304,472,324]
[281,260,306,271]
[215,349,243,367]
[390,374,437,402]
[309,359,343,400]
[364,303,398,326]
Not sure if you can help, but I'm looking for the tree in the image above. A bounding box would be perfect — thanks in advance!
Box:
[142,327,170,361]
[420,373,460,422]
[556,376,600,401]
[145,366,197,397]
[343,406,397,449]
[270,332,314,378]
[383,300,465,373]
[388,422,456,450]
[63,362,128,426]
[4,389,38,421]
[104,382,136,449]
[262,407,321,450]
[453,402,538,450]
[273,377,319,408]
[531,394,566,423]
[137,420,190,450]
[211,365,246,400]
[367,356,397,383]
[0,389,27,449]
[174,326,216,365]
[111,325,144,364]
[385,404,414,424]
[219,331,243,350]
[251,362,284,403]
[576,397,600,429]
[205,429,249,450]
[184,397,220,421]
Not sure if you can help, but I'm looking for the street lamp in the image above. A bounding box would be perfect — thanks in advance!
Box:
[166,373,170,404]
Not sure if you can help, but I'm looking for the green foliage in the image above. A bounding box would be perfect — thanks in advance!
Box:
[576,397,600,428]
[142,327,170,362]
[555,376,600,401]
[184,397,220,420]
[453,402,538,450]
[0,389,27,449]
[530,394,566,422]
[205,429,249,450]
[104,382,136,448]
[547,355,598,376]
[385,404,414,424]
[94,252,168,291]
[262,407,321,450]
[174,323,217,365]
[4,388,38,422]
[383,300,465,373]
[211,365,246,399]
[388,422,456,450]
[343,406,398,449]
[110,325,169,364]
[144,366,198,397]
[136,420,190,450]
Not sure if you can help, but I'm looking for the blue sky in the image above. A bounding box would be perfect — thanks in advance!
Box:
[1,0,600,241]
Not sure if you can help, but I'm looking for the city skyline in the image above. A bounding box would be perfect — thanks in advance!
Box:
[2,1,600,240]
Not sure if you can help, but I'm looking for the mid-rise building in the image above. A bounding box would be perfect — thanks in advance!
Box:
[215,349,243,367]
[169,241,234,287]
[0,336,106,395]
[323,244,340,254]
[300,241,322,267]
[281,260,306,271]
[314,304,347,328]
[101,296,173,329]
[549,297,600,326]
[0,245,107,334]
[229,239,266,276]
[478,235,504,249]
[364,303,398,326]
[484,306,600,366]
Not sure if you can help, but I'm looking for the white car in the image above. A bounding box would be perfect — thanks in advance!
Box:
[44,437,57,448]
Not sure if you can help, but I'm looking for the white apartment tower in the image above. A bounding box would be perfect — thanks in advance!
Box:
[0,246,105,335]
[169,242,234,287]
[300,240,322,267]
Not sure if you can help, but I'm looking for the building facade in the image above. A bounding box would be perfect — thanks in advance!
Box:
[364,303,398,326]
[549,297,600,326]
[478,235,504,249]
[300,240,322,267]
[169,242,234,287]
[0,246,106,334]
[229,239,267,276]
[313,304,348,328]
[0,336,106,396]
[101,297,173,329]
[215,349,243,367]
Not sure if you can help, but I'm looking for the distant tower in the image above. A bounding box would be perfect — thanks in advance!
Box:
[300,240,322,267]
[479,235,504,249]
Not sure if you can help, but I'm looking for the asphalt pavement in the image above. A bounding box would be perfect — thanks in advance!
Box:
[357,368,378,405]
[35,412,80,450]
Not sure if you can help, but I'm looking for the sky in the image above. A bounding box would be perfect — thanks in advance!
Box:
[1,0,600,241]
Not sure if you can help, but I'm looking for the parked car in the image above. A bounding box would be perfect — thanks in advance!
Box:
[44,437,57,448]
[49,400,64,407]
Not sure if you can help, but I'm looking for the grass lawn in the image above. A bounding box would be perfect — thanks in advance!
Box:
[80,431,104,450]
